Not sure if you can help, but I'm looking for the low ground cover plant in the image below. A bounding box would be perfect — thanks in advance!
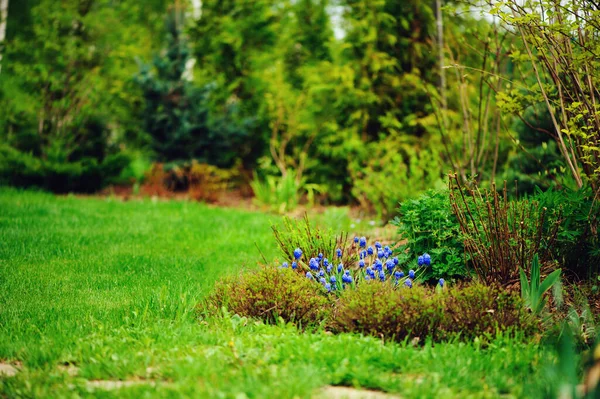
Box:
[204,266,331,327]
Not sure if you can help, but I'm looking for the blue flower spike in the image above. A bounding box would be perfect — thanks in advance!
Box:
[359,237,367,248]
[375,241,382,249]
[291,261,297,269]
[379,270,386,282]
[367,246,374,256]
[354,237,359,244]
[408,269,415,279]
[282,262,288,268]
[309,258,319,271]
[377,250,384,259]
[418,255,424,266]
[323,258,329,267]
[337,263,344,273]
[306,272,313,280]
[330,276,337,284]
[294,248,303,260]
[439,278,445,287]
[423,253,431,266]
[336,248,343,258]
[386,259,395,272]
[359,259,365,268]
[325,283,332,292]
[393,257,399,265]
[404,279,413,288]
[394,270,402,280]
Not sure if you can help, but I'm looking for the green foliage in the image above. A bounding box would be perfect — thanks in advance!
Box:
[492,0,600,191]
[135,9,251,166]
[349,139,445,220]
[250,172,304,213]
[393,190,465,279]
[520,254,561,315]
[533,187,600,277]
[330,282,535,343]
[0,144,129,193]
[204,266,331,327]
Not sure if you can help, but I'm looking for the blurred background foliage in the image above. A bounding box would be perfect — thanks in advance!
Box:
[0,0,594,213]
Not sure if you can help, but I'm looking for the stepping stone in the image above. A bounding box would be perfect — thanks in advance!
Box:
[316,386,401,399]
[0,363,19,377]
[86,380,155,390]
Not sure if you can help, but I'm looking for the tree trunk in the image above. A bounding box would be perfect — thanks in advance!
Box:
[0,0,8,74]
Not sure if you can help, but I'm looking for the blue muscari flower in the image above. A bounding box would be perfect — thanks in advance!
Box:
[439,278,445,287]
[319,269,325,277]
[354,237,359,244]
[291,261,298,269]
[294,248,303,260]
[394,270,402,280]
[306,272,313,279]
[337,263,344,273]
[326,264,333,274]
[358,259,365,268]
[377,250,384,259]
[384,245,390,253]
[408,269,415,279]
[359,237,367,248]
[282,262,288,268]
[393,257,399,265]
[367,246,374,255]
[325,283,331,292]
[323,258,329,267]
[364,275,371,281]
[342,274,351,283]
[418,255,424,266]
[330,276,337,284]
[385,259,395,272]
[374,259,383,271]
[379,270,386,282]
[423,253,431,266]
[397,271,405,278]
[404,279,413,288]
[375,241,382,249]
[318,253,323,260]
[320,277,326,284]
[336,248,342,258]
[361,250,368,259]
[309,258,319,271]
[347,275,353,284]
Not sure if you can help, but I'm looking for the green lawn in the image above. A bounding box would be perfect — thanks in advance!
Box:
[0,189,559,398]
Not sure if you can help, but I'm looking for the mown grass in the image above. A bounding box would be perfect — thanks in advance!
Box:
[0,188,561,398]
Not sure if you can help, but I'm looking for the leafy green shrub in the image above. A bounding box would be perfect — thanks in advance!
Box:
[349,139,445,220]
[330,282,535,343]
[392,190,466,279]
[0,144,129,193]
[441,284,537,340]
[533,187,600,278]
[204,266,331,327]
[330,283,445,342]
[251,172,304,213]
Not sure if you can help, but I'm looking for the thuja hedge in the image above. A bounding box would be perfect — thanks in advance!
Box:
[203,267,537,342]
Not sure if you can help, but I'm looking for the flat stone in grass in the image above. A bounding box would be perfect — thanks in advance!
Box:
[0,363,19,377]
[316,386,401,399]
[85,380,156,390]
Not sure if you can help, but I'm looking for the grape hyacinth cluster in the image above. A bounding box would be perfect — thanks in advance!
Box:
[281,237,433,293]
